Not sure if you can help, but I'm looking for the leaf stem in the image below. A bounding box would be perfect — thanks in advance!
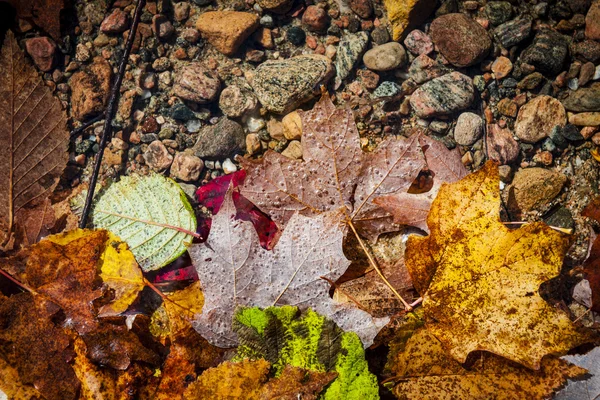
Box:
[321,275,368,312]
[143,277,198,314]
[502,221,573,234]
[347,219,413,311]
[78,0,147,229]
[95,209,202,238]
[0,268,35,293]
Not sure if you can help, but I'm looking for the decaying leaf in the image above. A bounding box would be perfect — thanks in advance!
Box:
[405,161,592,369]
[0,292,79,400]
[555,346,600,400]
[5,0,65,40]
[72,334,118,400]
[1,229,107,334]
[91,174,197,272]
[233,306,378,400]
[582,195,600,313]
[0,30,69,245]
[189,189,387,348]
[239,92,426,241]
[373,134,468,232]
[14,198,56,247]
[98,232,145,317]
[386,328,587,400]
[0,354,43,400]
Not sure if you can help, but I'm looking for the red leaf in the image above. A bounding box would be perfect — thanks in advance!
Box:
[196,170,247,213]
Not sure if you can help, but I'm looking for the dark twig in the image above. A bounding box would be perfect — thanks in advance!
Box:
[79,0,146,229]
[70,113,105,138]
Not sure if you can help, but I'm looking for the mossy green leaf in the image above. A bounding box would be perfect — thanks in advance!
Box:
[90,174,196,271]
[233,306,379,400]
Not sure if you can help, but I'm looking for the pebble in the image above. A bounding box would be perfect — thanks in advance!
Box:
[144,140,173,171]
[383,0,436,41]
[507,168,566,214]
[515,95,567,143]
[302,6,330,32]
[371,26,390,45]
[454,112,483,146]
[170,152,204,181]
[256,0,293,13]
[249,54,334,114]
[408,53,450,84]
[152,14,174,40]
[222,159,237,174]
[579,62,595,86]
[373,81,402,98]
[493,18,532,48]
[586,1,600,40]
[69,57,112,121]
[219,85,258,118]
[25,37,57,72]
[174,2,190,21]
[562,85,600,111]
[246,133,261,155]
[100,9,129,34]
[363,42,406,72]
[568,112,600,126]
[193,118,246,159]
[410,71,475,118]
[485,1,513,26]
[403,29,433,55]
[492,56,513,79]
[572,40,600,63]
[497,98,518,117]
[173,63,220,104]
[521,30,568,75]
[287,26,306,46]
[282,111,302,140]
[335,32,369,87]
[196,11,259,56]
[430,13,492,67]
[487,124,520,164]
[282,140,303,159]
[517,72,544,90]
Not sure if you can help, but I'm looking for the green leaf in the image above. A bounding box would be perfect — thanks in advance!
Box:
[233,306,380,400]
[90,174,196,271]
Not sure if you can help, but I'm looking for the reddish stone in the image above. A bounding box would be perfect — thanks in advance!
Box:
[348,0,373,19]
[302,6,330,32]
[586,1,600,40]
[100,9,129,34]
[404,29,434,55]
[25,37,57,72]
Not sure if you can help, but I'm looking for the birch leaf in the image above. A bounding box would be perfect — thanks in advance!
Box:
[91,174,196,272]
[189,189,388,348]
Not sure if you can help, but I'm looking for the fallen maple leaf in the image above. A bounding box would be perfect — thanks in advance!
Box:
[385,328,587,400]
[405,161,593,369]
[0,354,43,399]
[582,195,600,313]
[555,346,600,399]
[233,306,379,400]
[14,198,56,247]
[0,30,69,246]
[0,292,79,400]
[189,189,388,348]
[238,92,426,242]
[183,359,336,400]
[373,134,468,232]
[5,0,65,40]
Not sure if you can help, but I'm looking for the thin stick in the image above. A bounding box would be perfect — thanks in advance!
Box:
[78,0,147,229]
[0,268,35,293]
[347,219,413,311]
[502,221,573,234]
[321,275,367,312]
[70,113,105,138]
[94,209,202,238]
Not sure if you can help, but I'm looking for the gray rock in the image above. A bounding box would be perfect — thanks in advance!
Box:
[485,1,513,25]
[454,112,484,145]
[373,81,402,98]
[562,84,600,112]
[493,18,532,48]
[249,55,334,114]
[521,30,568,75]
[363,42,406,71]
[409,72,475,118]
[173,62,220,103]
[335,32,369,87]
[219,85,258,118]
[193,118,246,159]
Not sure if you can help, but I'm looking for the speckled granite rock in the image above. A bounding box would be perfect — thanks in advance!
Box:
[515,95,566,143]
[430,13,492,67]
[493,18,532,48]
[173,63,220,104]
[335,32,369,87]
[521,30,569,75]
[562,84,600,112]
[193,118,246,159]
[248,54,334,114]
[409,71,474,117]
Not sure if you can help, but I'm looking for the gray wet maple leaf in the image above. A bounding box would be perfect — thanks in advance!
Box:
[189,189,388,348]
[554,346,600,400]
[238,92,427,241]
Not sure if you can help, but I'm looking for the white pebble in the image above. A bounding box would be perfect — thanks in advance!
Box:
[223,158,237,174]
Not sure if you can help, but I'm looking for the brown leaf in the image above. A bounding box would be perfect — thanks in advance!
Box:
[373,135,468,232]
[190,190,387,348]
[257,365,337,400]
[14,197,56,247]
[6,0,65,40]
[386,328,588,400]
[0,292,79,400]
[82,322,160,371]
[239,92,426,241]
[1,229,107,334]
[0,30,69,244]
[405,161,593,369]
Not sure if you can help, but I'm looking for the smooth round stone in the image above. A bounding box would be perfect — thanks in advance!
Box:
[363,42,407,71]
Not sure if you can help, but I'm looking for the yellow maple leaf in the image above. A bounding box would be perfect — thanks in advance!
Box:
[405,162,593,369]
[386,328,587,400]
